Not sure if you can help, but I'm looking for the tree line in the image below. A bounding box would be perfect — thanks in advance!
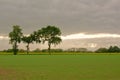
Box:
[4,45,120,54]
[66,46,120,53]
[95,46,120,53]
[9,25,62,55]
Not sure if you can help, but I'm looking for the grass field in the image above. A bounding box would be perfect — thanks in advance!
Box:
[0,54,120,80]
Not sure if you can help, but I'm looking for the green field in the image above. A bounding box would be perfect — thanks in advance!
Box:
[0,54,120,80]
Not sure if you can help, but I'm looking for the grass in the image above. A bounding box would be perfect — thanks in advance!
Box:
[0,54,120,80]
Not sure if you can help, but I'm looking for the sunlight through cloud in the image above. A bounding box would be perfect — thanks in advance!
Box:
[1,33,120,40]
[61,33,120,40]
[0,36,9,40]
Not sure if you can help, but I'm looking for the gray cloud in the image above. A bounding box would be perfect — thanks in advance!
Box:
[0,0,120,50]
[0,0,120,35]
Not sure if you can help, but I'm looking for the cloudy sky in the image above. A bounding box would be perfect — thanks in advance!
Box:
[0,0,120,50]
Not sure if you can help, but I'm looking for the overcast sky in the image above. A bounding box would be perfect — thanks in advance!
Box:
[0,0,120,50]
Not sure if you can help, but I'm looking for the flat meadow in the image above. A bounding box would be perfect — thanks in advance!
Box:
[0,53,120,80]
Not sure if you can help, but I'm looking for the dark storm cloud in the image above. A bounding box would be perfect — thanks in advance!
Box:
[0,0,120,35]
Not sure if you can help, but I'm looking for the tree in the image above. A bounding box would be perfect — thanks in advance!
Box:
[113,46,120,52]
[32,31,41,43]
[22,35,33,54]
[41,25,62,54]
[95,48,108,53]
[33,48,41,52]
[108,46,120,53]
[9,25,23,55]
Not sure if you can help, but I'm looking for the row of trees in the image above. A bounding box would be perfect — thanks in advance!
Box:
[95,46,120,53]
[4,46,120,53]
[9,25,62,55]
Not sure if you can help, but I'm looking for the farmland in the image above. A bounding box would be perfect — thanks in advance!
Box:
[0,54,120,80]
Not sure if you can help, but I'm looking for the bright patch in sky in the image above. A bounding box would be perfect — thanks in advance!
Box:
[0,36,9,40]
[88,43,97,48]
[1,33,120,40]
[62,33,120,40]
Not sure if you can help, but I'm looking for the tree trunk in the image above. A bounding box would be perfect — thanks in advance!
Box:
[13,42,18,55]
[26,44,30,54]
[48,43,51,55]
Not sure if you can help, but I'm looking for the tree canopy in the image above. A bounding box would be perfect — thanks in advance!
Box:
[40,26,62,54]
[22,35,33,54]
[9,25,23,55]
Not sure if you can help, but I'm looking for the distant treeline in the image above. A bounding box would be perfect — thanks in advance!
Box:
[2,46,120,53]
[2,49,63,53]
[95,46,120,53]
